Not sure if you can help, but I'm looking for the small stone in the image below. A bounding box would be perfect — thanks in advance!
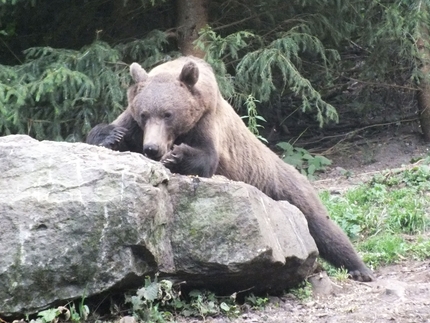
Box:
[119,316,137,323]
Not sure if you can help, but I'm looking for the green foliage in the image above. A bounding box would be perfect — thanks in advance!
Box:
[183,290,240,319]
[116,30,179,67]
[356,0,429,82]
[34,300,89,323]
[317,0,429,117]
[125,275,176,323]
[319,262,350,281]
[241,94,268,142]
[1,41,123,141]
[359,234,407,267]
[69,297,90,322]
[371,163,430,190]
[322,162,430,268]
[1,9,341,141]
[2,0,430,142]
[195,26,254,99]
[0,35,171,141]
[37,308,59,323]
[196,24,339,127]
[289,281,312,300]
[125,276,241,322]
[324,231,429,271]
[1,0,428,146]
[127,276,266,321]
[405,236,430,260]
[236,29,339,126]
[244,293,269,310]
[277,141,331,178]
[322,165,430,239]
[331,267,350,282]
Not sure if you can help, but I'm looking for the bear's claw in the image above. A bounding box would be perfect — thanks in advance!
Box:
[349,267,375,282]
[161,158,175,164]
[160,145,185,171]
[100,126,126,147]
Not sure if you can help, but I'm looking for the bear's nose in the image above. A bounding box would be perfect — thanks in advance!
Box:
[143,144,160,160]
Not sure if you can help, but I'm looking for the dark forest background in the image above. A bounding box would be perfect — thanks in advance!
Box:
[1,0,429,147]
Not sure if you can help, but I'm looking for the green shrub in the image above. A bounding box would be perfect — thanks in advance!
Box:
[277,141,331,178]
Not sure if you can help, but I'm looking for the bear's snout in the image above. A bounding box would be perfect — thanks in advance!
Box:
[143,143,161,160]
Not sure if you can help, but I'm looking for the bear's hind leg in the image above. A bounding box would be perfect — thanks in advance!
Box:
[306,206,374,282]
[270,165,374,281]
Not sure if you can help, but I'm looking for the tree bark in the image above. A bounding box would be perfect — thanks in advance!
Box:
[176,0,208,58]
[417,10,430,142]
[417,80,430,142]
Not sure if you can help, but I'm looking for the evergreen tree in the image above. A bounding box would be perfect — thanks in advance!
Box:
[0,0,341,140]
[1,0,428,142]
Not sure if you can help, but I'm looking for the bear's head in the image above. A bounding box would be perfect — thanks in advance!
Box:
[127,60,210,160]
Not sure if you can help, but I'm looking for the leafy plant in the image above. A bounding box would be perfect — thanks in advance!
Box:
[36,308,60,323]
[359,234,407,267]
[197,24,339,127]
[34,301,89,323]
[289,281,312,300]
[69,298,90,322]
[321,162,430,269]
[126,276,243,321]
[184,290,220,318]
[125,275,177,323]
[405,236,430,260]
[277,141,331,178]
[241,94,267,142]
[244,293,269,310]
[0,35,172,142]
[371,163,430,191]
[322,264,350,282]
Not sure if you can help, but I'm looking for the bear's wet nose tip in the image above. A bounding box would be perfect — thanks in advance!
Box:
[143,144,160,160]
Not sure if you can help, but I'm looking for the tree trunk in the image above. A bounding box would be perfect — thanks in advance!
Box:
[417,13,430,142]
[417,82,430,142]
[176,0,208,58]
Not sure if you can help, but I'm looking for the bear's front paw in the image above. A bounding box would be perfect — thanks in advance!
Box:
[102,126,127,148]
[87,124,127,150]
[160,144,184,168]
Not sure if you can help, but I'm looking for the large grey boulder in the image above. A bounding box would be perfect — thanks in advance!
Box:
[0,135,318,317]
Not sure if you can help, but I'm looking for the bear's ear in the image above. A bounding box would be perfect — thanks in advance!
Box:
[179,61,199,88]
[130,63,148,83]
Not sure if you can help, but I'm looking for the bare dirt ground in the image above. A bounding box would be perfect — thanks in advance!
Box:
[178,127,430,323]
[313,124,430,192]
[183,260,430,323]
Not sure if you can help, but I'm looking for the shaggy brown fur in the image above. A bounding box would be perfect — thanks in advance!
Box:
[87,57,374,281]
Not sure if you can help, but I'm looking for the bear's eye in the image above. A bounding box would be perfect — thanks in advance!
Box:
[164,112,172,119]
[140,112,148,122]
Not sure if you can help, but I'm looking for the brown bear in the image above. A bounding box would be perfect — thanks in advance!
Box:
[87,56,374,282]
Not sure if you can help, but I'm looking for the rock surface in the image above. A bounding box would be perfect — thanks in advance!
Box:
[0,135,318,317]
